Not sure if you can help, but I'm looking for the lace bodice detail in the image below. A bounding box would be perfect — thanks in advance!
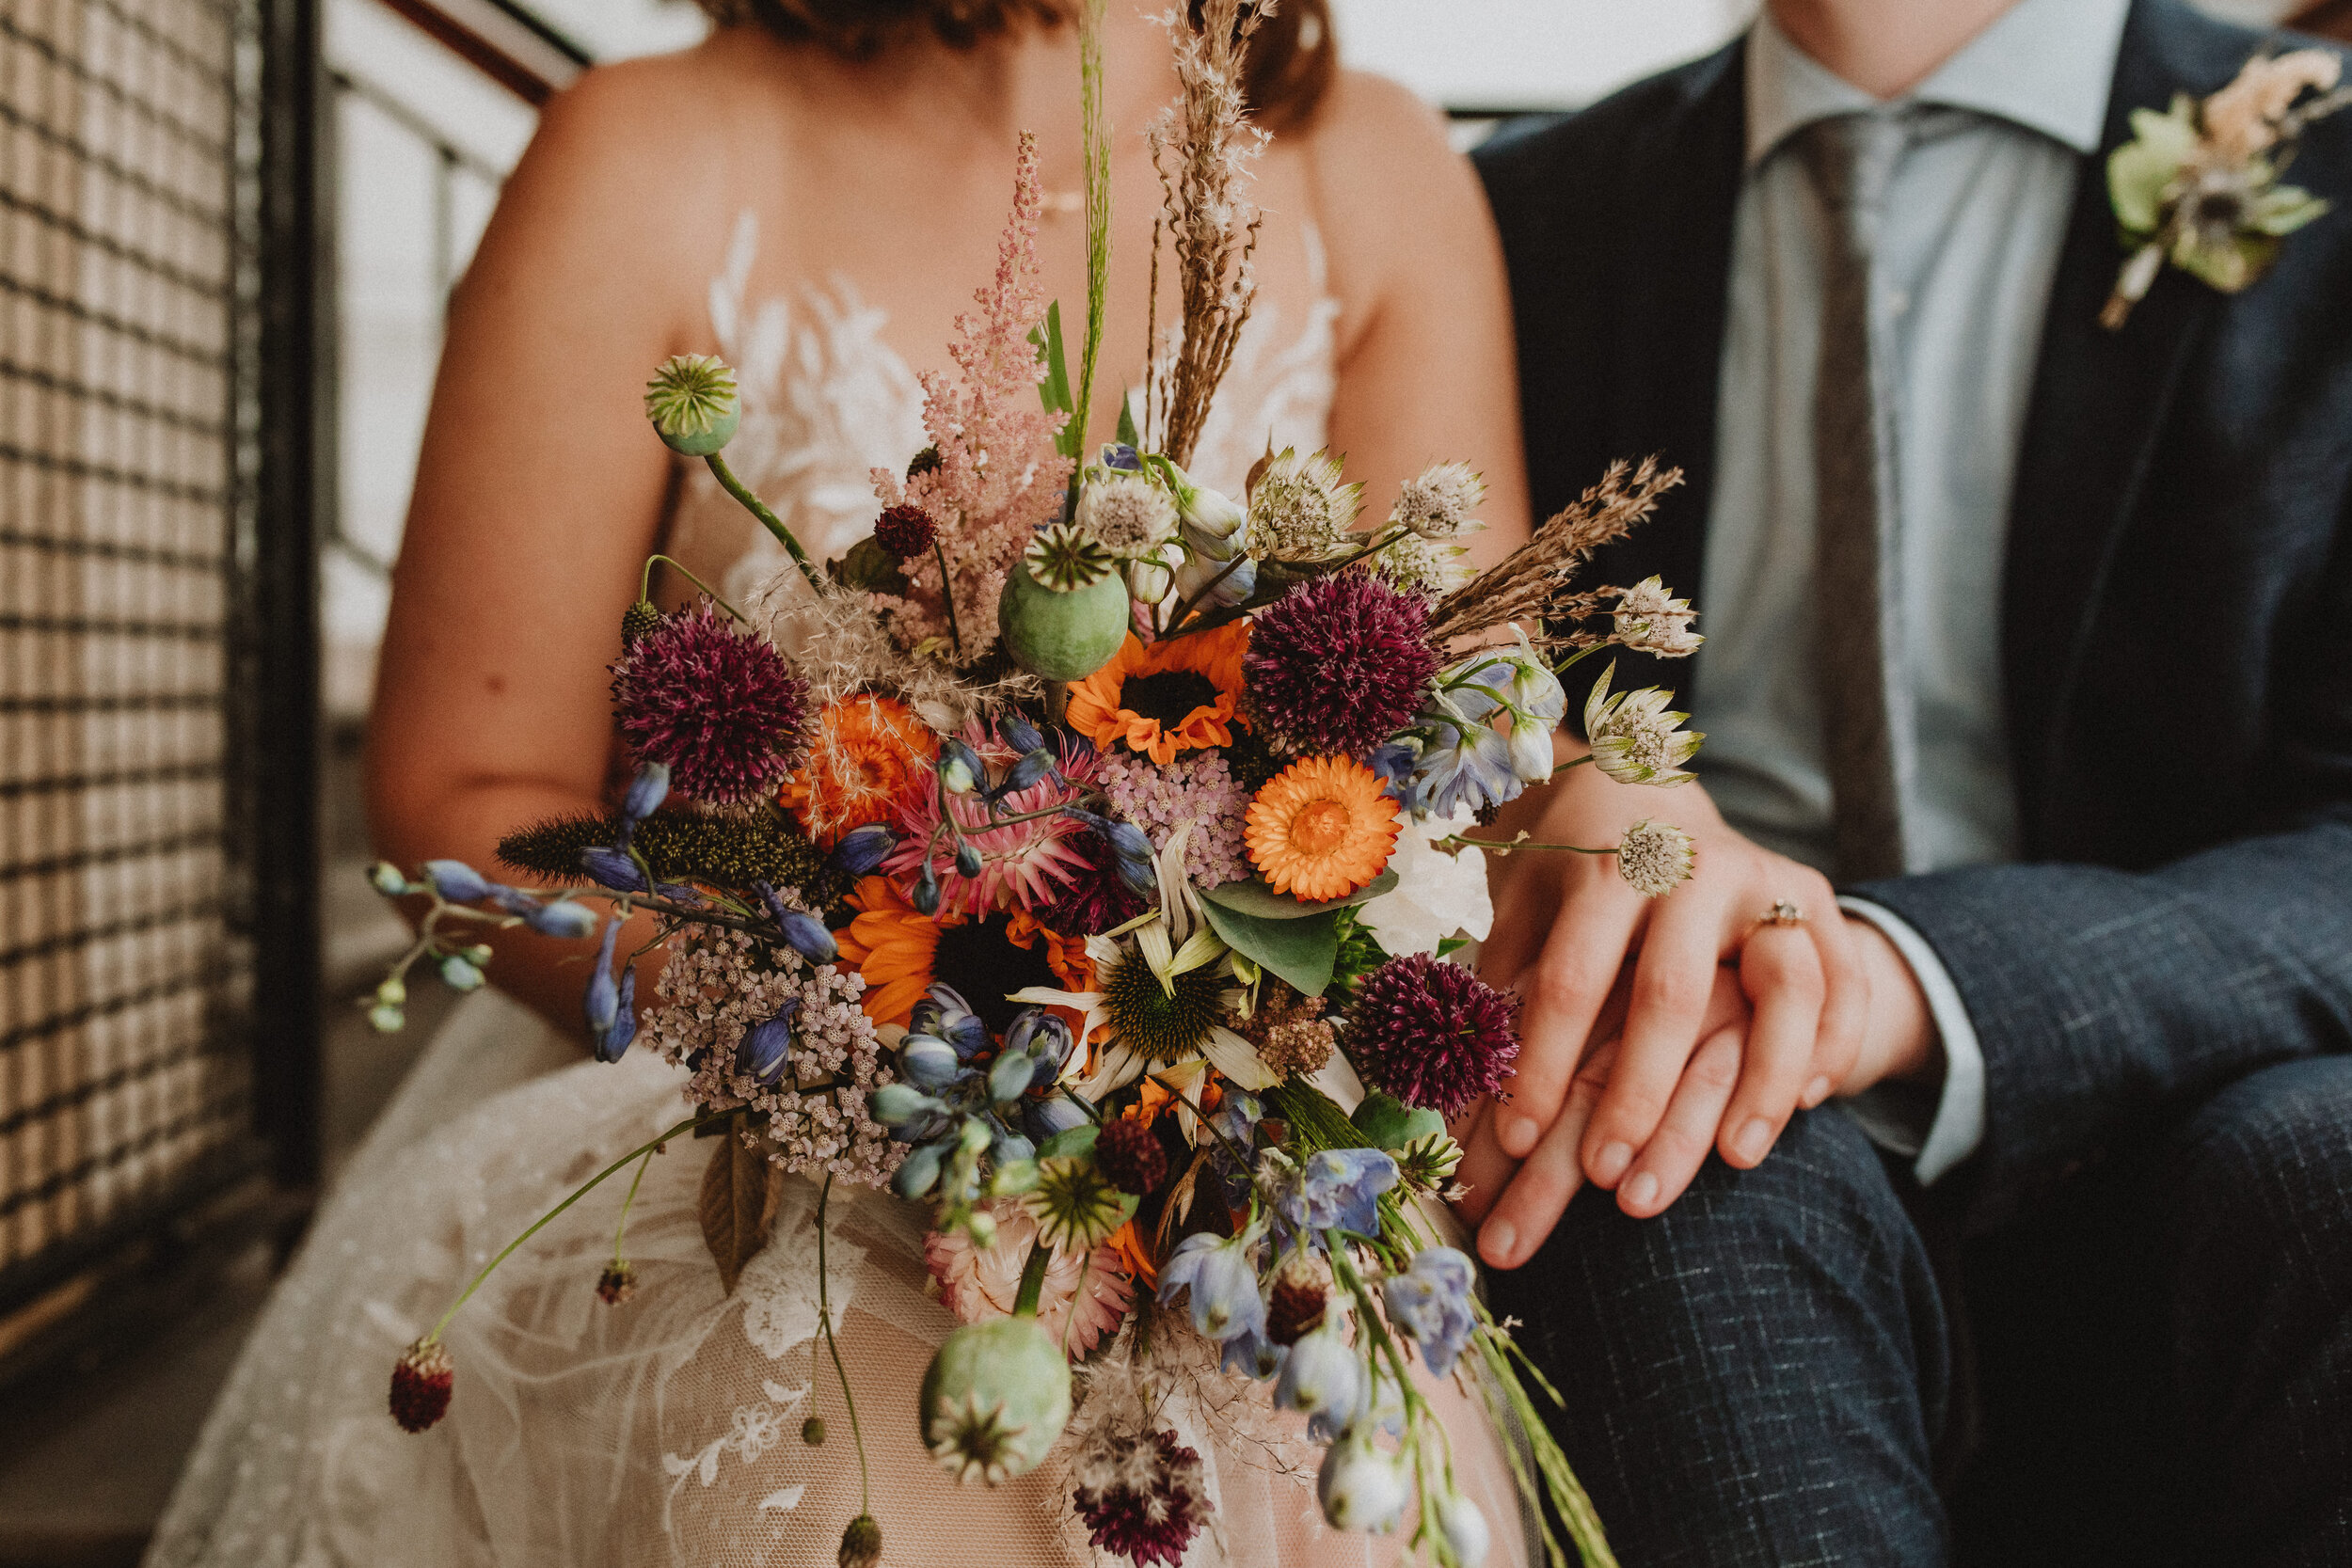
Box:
[664,212,1341,607]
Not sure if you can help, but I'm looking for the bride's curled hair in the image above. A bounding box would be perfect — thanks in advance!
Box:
[692,0,1337,127]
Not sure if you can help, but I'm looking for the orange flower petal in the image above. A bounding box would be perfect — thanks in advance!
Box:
[1244,754,1402,902]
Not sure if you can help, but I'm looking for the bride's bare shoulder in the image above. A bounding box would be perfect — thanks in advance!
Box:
[1294,69,1497,321]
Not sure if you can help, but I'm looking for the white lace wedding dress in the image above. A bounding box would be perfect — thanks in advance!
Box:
[145,216,1533,1568]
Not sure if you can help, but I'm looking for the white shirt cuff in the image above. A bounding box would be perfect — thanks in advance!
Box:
[1834,896,1987,1186]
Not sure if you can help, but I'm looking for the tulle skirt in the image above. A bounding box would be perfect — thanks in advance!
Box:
[145,990,1533,1567]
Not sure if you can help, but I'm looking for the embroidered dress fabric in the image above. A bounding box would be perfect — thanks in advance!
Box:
[146,221,1533,1568]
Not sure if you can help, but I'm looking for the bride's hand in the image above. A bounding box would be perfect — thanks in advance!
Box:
[1455,751,1867,1268]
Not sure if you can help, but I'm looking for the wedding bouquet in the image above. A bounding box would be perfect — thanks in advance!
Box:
[362,6,1706,1564]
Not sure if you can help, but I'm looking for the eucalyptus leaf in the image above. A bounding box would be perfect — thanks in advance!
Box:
[1198,899,1339,996]
[1037,1122,1101,1162]
[1201,870,1400,921]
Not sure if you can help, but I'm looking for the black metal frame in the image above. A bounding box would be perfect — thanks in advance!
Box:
[0,0,326,1326]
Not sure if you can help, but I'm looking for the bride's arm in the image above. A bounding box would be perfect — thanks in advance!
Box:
[367,61,728,1037]
[1308,71,1531,566]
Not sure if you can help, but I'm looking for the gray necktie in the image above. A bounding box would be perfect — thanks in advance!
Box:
[1798,110,1917,883]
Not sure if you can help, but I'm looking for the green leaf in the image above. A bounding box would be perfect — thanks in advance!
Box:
[831,534,911,594]
[1032,302,1079,459]
[2250,183,2330,237]
[1198,898,1339,995]
[1037,1122,1101,1162]
[1202,871,1399,921]
[1116,391,1141,451]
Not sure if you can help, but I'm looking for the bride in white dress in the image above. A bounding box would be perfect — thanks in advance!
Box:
[147,5,1534,1563]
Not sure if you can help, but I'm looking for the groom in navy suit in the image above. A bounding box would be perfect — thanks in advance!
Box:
[1466,0,2352,1562]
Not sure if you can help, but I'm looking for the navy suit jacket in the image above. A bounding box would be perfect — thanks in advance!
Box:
[1475,0,2352,1231]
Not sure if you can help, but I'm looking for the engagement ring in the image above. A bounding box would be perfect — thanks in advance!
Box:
[1760,900,1804,927]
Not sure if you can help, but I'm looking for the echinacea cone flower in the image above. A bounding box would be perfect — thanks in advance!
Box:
[389,1338,454,1433]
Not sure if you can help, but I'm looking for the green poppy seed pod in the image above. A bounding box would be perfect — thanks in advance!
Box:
[621,598,662,648]
[997,558,1130,682]
[644,354,740,456]
[918,1316,1073,1485]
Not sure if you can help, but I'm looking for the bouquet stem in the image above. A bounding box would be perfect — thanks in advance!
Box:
[705,451,823,594]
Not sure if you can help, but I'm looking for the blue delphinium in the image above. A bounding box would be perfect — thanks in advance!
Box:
[1276,1323,1366,1438]
[1158,1228,1267,1344]
[1261,1148,1400,1249]
[1382,1246,1477,1376]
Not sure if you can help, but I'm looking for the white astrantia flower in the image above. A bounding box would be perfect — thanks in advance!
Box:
[1366,531,1475,598]
[1075,467,1181,558]
[1389,461,1486,540]
[1612,576,1703,657]
[1248,447,1362,562]
[1583,662,1703,787]
[1615,818,1694,898]
[1358,808,1491,957]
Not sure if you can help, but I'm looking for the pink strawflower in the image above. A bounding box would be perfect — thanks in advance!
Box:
[925,1201,1135,1358]
[869,132,1073,657]
[1096,749,1251,889]
[610,601,809,804]
[1243,575,1439,757]
[883,720,1099,916]
[1346,953,1521,1118]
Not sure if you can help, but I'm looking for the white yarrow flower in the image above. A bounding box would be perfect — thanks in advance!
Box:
[1615,819,1694,898]
[1583,663,1702,786]
[1390,461,1486,539]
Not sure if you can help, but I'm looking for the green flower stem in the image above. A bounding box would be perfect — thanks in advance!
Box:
[1012,1235,1054,1318]
[1074,0,1112,447]
[636,553,747,623]
[611,1146,657,1269]
[1439,835,1614,855]
[705,451,822,594]
[1057,1085,1104,1124]
[1161,549,1250,636]
[1471,1316,1618,1568]
[425,1112,715,1345]
[930,540,963,657]
[1551,754,1595,776]
[816,1174,871,1514]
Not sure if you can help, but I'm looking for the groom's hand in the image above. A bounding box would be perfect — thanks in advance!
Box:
[1462,753,1868,1268]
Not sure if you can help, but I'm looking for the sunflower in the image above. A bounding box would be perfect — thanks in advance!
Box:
[781,693,937,847]
[836,875,1091,1031]
[1064,624,1248,767]
[1244,755,1402,902]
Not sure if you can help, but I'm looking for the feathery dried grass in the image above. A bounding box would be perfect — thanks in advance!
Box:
[1145,0,1270,468]
[1426,457,1684,647]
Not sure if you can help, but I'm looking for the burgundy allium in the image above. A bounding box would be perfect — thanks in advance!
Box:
[1094,1117,1168,1196]
[1242,575,1440,756]
[873,503,937,559]
[390,1338,453,1433]
[1037,830,1150,936]
[610,601,809,804]
[1073,1429,1209,1568]
[596,1262,637,1305]
[1347,953,1520,1117]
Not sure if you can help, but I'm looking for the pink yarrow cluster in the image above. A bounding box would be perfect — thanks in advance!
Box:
[870,131,1074,657]
[644,927,901,1186]
[1096,749,1251,889]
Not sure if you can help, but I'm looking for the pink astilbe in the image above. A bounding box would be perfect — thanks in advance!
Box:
[872,131,1074,658]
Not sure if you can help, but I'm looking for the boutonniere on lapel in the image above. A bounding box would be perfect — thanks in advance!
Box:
[2102,49,2351,329]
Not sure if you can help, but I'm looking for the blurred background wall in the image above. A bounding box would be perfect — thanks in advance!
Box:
[0,0,2322,1561]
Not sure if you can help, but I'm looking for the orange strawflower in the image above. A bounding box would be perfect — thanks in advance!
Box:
[835,876,1092,1028]
[1064,624,1248,766]
[781,693,936,847]
[1244,755,1402,902]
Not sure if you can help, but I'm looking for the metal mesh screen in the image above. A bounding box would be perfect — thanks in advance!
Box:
[0,0,261,1282]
